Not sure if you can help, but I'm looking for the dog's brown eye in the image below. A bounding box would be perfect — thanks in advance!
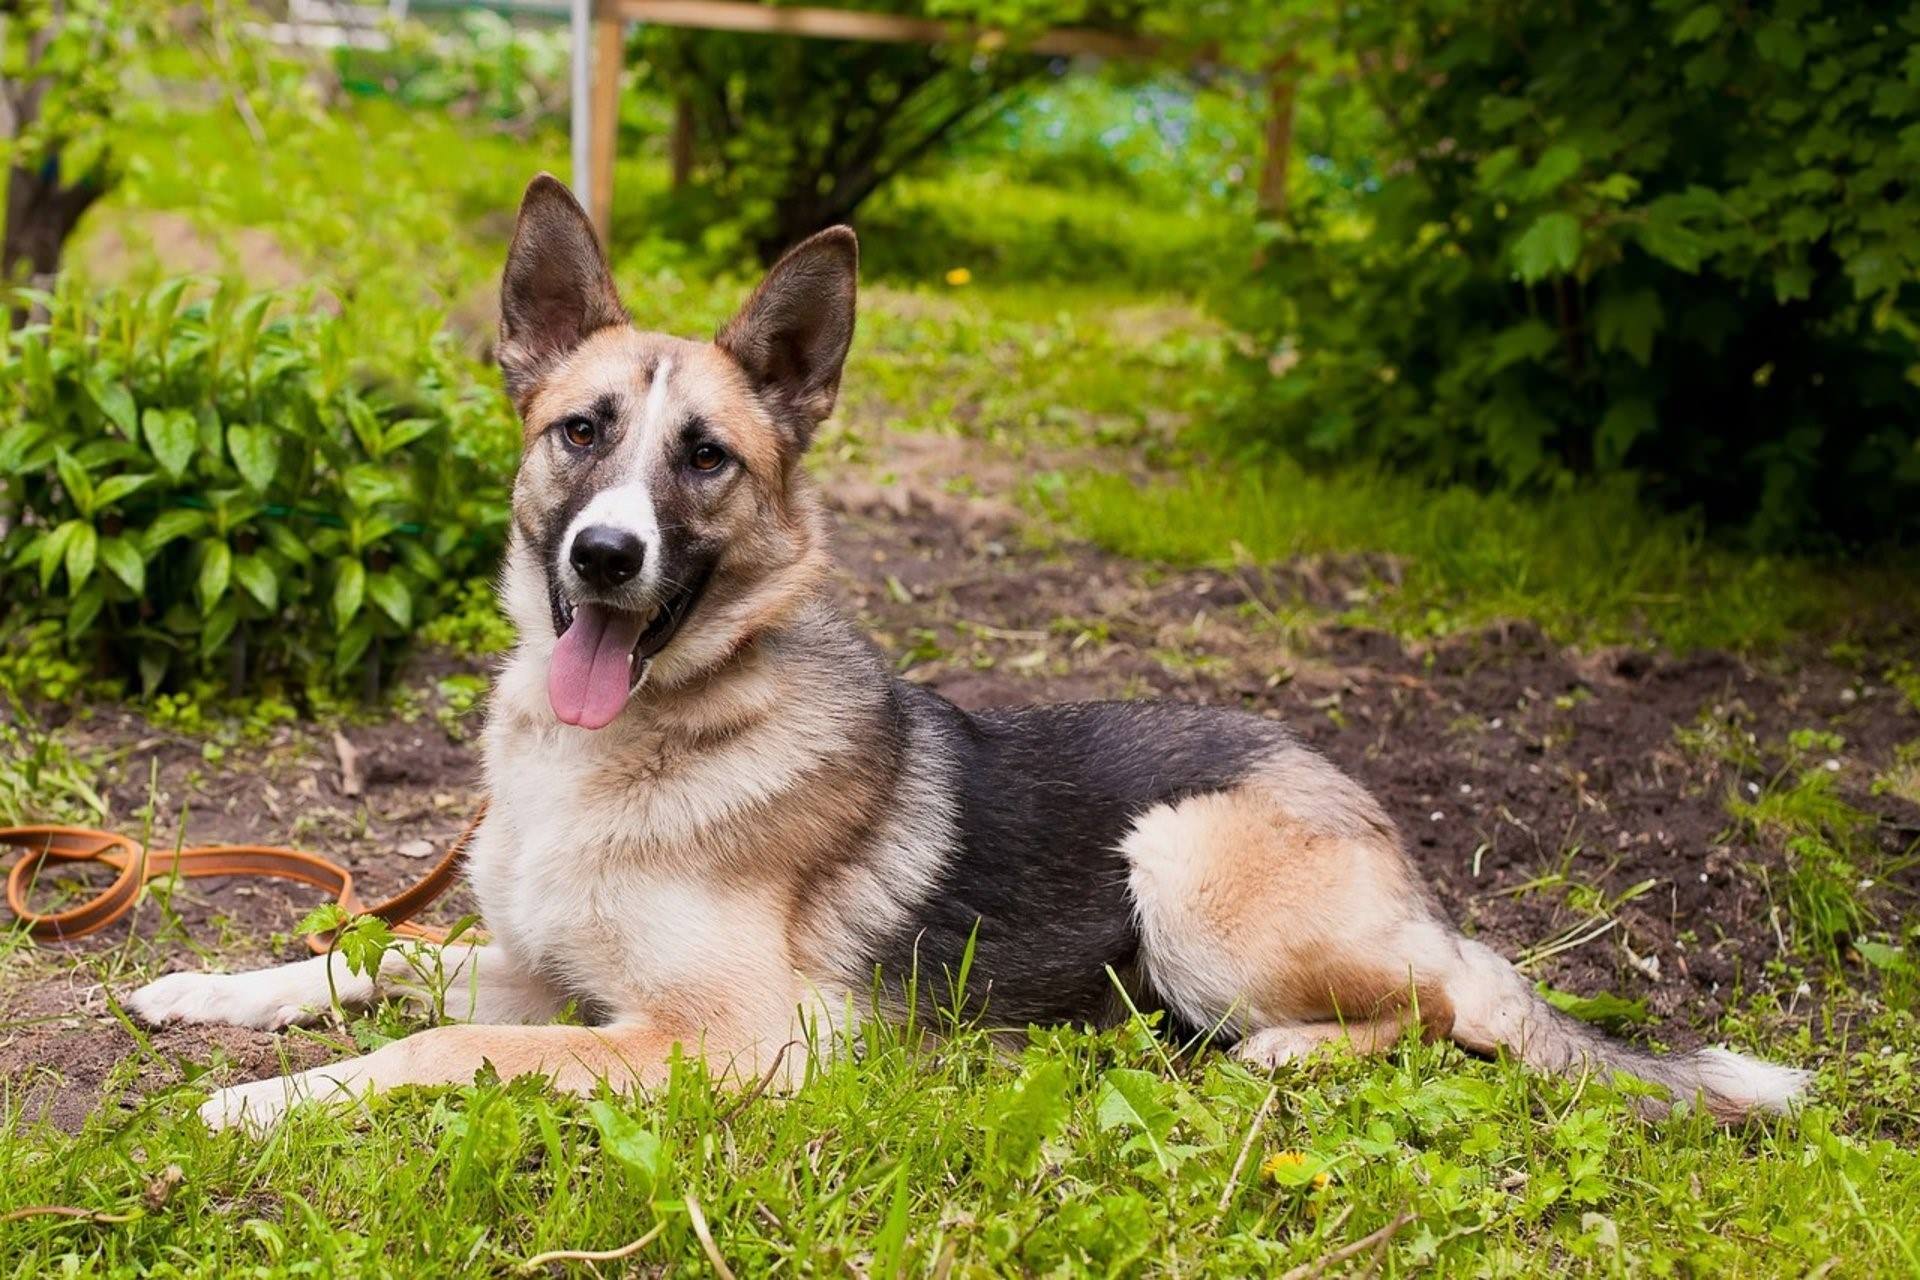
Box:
[561,418,595,450]
[690,443,727,472]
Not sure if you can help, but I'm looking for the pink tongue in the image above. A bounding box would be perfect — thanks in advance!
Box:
[548,603,649,729]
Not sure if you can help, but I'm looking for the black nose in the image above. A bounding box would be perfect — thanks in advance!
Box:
[569,525,645,589]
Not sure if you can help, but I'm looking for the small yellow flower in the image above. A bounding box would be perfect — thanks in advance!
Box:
[1262,1150,1332,1189]
[944,267,972,286]
[1261,1151,1307,1177]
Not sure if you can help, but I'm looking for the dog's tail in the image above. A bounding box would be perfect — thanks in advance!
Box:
[1442,940,1809,1121]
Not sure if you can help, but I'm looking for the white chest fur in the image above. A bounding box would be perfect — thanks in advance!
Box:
[468,634,959,1028]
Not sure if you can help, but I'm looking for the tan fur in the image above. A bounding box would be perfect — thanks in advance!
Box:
[1122,755,1456,1048]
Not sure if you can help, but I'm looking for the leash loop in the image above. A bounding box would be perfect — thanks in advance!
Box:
[0,800,485,952]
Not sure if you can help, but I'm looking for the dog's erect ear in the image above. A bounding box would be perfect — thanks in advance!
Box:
[716,226,857,446]
[498,174,627,406]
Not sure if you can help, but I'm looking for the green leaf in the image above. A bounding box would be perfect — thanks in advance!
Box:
[137,646,170,697]
[232,292,274,343]
[586,1100,668,1195]
[144,277,190,329]
[1595,398,1656,470]
[1511,212,1582,283]
[336,916,396,979]
[64,523,98,594]
[1587,172,1639,203]
[1636,193,1717,272]
[262,520,314,567]
[92,472,154,509]
[1766,264,1812,305]
[1671,5,1721,45]
[227,424,280,493]
[86,377,138,434]
[233,554,280,611]
[1856,941,1909,973]
[381,418,438,453]
[981,1060,1071,1176]
[366,572,412,628]
[345,395,385,460]
[66,582,105,638]
[397,539,443,582]
[333,616,375,674]
[1540,983,1651,1031]
[54,448,96,516]
[0,422,50,475]
[1487,319,1557,373]
[1753,21,1804,69]
[197,540,232,615]
[142,508,208,554]
[99,536,146,595]
[199,598,241,658]
[39,521,80,591]
[1094,1067,1177,1170]
[342,464,403,512]
[142,407,197,481]
[1592,288,1665,365]
[296,902,352,939]
[1476,96,1531,133]
[1517,144,1582,200]
[333,558,367,630]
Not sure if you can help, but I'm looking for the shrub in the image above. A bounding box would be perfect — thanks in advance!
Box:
[0,280,515,696]
[1224,0,1920,549]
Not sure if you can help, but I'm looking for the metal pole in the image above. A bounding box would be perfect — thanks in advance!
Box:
[570,0,594,210]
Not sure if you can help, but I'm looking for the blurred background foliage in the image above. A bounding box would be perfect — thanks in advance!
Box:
[1,0,1917,699]
[1229,0,1920,550]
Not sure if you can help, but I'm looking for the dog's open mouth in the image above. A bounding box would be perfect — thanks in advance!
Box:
[546,571,709,729]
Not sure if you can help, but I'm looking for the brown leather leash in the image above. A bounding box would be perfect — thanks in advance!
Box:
[1,800,485,952]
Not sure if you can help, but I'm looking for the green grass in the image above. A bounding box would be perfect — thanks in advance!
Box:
[1047,462,1916,653]
[2,956,1917,1277]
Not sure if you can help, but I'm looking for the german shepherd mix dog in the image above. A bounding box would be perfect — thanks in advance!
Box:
[131,176,1807,1130]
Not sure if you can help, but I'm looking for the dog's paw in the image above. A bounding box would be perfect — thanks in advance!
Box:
[126,969,320,1031]
[1232,1026,1319,1070]
[199,1077,300,1133]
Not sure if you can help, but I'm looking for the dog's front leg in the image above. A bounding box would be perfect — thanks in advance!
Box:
[129,943,561,1031]
[199,1016,796,1132]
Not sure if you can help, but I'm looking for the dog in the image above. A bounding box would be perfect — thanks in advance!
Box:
[129,174,1808,1130]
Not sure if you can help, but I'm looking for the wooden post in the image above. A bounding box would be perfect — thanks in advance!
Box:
[670,94,695,189]
[1256,56,1297,220]
[588,0,624,243]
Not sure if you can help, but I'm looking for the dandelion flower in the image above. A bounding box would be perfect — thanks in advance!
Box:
[1261,1151,1331,1189]
[945,268,972,286]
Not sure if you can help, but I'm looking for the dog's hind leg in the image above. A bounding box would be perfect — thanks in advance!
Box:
[1122,747,1807,1119]
[1120,757,1456,1053]
[127,944,562,1031]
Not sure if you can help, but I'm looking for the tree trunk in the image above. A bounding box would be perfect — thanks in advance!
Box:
[3,157,103,289]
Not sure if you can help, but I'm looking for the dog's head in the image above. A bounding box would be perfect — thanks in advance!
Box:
[497,174,853,729]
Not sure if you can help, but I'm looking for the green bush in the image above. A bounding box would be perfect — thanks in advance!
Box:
[0,280,515,695]
[1225,0,1920,548]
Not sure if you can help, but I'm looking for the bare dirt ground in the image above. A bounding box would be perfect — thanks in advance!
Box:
[6,449,1919,1131]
